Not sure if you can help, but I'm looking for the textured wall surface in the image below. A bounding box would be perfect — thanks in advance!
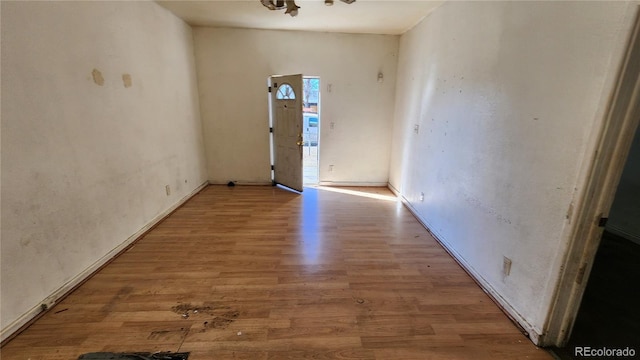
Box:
[194,27,398,185]
[1,1,207,335]
[389,1,637,341]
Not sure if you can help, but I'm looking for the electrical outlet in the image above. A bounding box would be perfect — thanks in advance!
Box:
[503,256,512,277]
[165,185,171,196]
[329,165,334,172]
[414,124,420,134]
[420,192,425,202]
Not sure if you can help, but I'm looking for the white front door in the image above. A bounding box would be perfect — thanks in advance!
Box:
[269,74,303,192]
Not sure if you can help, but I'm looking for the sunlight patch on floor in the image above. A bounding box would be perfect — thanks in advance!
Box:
[310,185,398,202]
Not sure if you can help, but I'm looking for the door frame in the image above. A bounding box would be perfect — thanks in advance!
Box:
[541,8,640,346]
[303,76,321,185]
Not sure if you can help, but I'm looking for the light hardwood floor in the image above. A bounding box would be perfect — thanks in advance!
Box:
[1,185,553,359]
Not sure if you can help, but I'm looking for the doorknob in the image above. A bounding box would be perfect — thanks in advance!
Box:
[296,140,303,146]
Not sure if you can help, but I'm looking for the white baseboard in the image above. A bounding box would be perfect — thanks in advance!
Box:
[0,181,209,343]
[606,225,640,245]
[387,183,401,196]
[317,181,388,187]
[390,184,542,345]
[209,180,389,187]
[208,180,273,186]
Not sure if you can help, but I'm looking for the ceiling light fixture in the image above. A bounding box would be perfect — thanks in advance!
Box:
[261,0,355,17]
[285,0,300,16]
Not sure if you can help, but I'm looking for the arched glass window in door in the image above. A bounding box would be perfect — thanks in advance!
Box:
[276,83,296,100]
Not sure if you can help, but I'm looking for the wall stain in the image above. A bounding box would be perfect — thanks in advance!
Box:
[566,202,574,222]
[122,73,132,88]
[459,189,512,225]
[92,69,104,86]
[20,237,32,247]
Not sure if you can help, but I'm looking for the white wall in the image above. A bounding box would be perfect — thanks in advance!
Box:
[194,27,398,185]
[1,1,208,337]
[607,127,640,244]
[389,1,637,343]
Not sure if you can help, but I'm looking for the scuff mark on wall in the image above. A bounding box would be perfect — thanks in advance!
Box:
[566,202,574,222]
[459,189,513,225]
[20,237,32,247]
[92,69,104,86]
[122,73,132,88]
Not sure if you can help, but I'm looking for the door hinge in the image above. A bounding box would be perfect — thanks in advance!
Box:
[576,263,587,285]
[271,165,275,170]
[268,86,272,93]
[598,216,608,227]
[274,82,277,88]
[269,127,273,133]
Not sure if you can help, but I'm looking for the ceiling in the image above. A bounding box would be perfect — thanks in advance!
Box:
[156,0,444,35]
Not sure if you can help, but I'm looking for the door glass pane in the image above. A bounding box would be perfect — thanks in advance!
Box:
[276,83,295,100]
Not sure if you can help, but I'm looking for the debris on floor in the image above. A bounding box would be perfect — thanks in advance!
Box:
[77,352,189,360]
[171,303,240,330]
[170,303,215,316]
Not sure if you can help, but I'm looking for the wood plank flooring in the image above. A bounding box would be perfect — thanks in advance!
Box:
[1,185,552,359]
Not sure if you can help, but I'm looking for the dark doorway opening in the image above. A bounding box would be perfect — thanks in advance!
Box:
[553,126,640,359]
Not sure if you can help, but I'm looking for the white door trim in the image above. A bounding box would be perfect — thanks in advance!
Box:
[541,8,640,347]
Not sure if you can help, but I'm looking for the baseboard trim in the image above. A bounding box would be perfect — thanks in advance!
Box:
[209,180,273,186]
[387,183,542,345]
[317,181,388,187]
[606,225,640,245]
[0,181,209,345]
[208,181,389,187]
